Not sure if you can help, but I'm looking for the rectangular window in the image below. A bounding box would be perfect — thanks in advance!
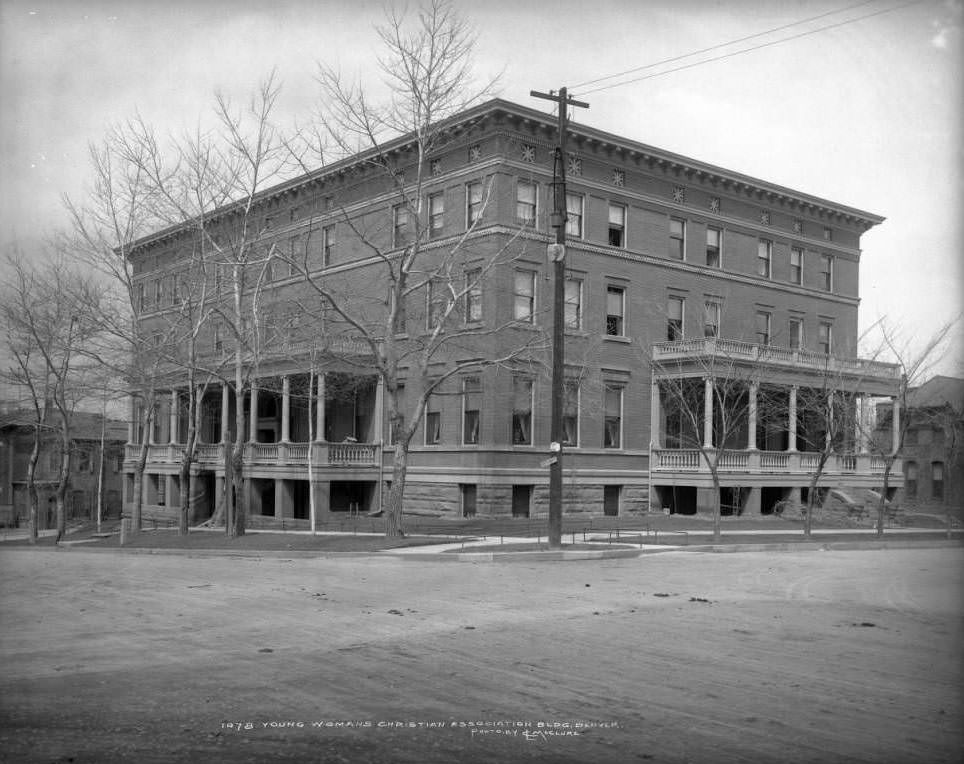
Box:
[428,192,444,238]
[704,301,721,338]
[512,484,531,518]
[706,227,721,268]
[391,290,407,334]
[427,280,446,328]
[425,395,441,445]
[563,380,579,447]
[603,485,620,516]
[460,484,477,517]
[755,311,771,346]
[604,386,622,449]
[392,204,409,247]
[462,377,481,445]
[465,268,482,323]
[818,322,833,354]
[906,461,918,499]
[789,318,804,350]
[466,182,483,227]
[564,278,582,330]
[170,275,179,305]
[154,278,163,307]
[790,247,803,285]
[668,296,684,341]
[932,462,944,500]
[566,193,583,238]
[516,180,537,225]
[608,203,626,247]
[606,286,625,336]
[820,254,834,292]
[669,218,685,260]
[512,377,533,445]
[323,224,335,266]
[757,240,772,278]
[137,282,146,311]
[513,269,536,323]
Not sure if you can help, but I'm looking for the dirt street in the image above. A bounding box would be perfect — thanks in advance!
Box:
[0,547,961,763]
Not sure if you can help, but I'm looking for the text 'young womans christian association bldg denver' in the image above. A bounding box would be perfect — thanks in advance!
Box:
[122,98,902,525]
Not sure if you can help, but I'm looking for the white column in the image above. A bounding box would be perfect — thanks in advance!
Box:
[316,373,326,442]
[855,395,866,453]
[788,386,797,451]
[891,396,900,454]
[281,376,291,443]
[747,382,758,450]
[220,384,230,444]
[169,390,179,444]
[703,377,714,449]
[249,382,259,443]
[128,397,136,443]
[649,378,662,449]
[373,376,384,443]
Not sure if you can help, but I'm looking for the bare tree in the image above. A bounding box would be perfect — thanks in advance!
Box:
[0,252,101,542]
[864,317,958,537]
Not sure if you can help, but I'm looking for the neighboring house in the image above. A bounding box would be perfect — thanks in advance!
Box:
[885,376,963,512]
[0,411,127,528]
[123,98,900,524]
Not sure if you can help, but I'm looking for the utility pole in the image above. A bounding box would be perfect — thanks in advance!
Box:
[530,87,588,548]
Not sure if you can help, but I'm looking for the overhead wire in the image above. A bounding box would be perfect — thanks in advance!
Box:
[573,0,926,97]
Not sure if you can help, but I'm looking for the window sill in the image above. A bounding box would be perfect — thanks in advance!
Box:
[603,335,632,344]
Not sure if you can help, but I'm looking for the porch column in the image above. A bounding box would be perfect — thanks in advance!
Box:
[788,386,798,451]
[281,376,291,443]
[220,384,230,444]
[891,396,900,455]
[747,382,758,450]
[855,395,866,453]
[169,390,179,444]
[127,397,135,443]
[316,373,326,442]
[703,377,714,449]
[249,382,259,443]
[826,392,834,451]
[650,378,662,448]
[373,376,384,443]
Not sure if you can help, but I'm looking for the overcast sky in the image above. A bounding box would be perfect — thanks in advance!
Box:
[1,0,961,375]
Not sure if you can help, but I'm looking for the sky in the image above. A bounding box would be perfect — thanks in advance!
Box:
[1,0,962,377]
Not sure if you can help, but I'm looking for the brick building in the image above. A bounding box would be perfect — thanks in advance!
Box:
[0,411,127,527]
[123,98,901,525]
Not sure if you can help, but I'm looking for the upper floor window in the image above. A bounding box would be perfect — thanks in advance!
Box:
[513,269,536,323]
[932,461,944,500]
[462,377,481,445]
[790,247,803,285]
[905,461,918,498]
[516,180,537,226]
[392,204,410,248]
[511,377,533,445]
[466,182,483,228]
[566,193,583,238]
[563,380,579,447]
[704,301,721,338]
[323,225,335,267]
[755,311,771,346]
[706,227,721,268]
[818,321,833,355]
[757,240,772,278]
[427,280,446,328]
[668,296,684,341]
[604,386,623,449]
[820,254,834,292]
[788,318,804,350]
[428,192,444,238]
[669,218,685,260]
[425,394,441,445]
[606,285,625,336]
[464,268,482,323]
[565,277,583,330]
[608,203,626,247]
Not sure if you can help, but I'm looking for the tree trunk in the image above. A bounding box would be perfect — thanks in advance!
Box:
[385,440,410,537]
[231,442,246,537]
[54,426,70,544]
[877,462,892,538]
[25,426,40,544]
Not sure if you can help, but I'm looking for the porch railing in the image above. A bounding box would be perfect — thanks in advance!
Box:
[652,448,901,478]
[126,441,380,468]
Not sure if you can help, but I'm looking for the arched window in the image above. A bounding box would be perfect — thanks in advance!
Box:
[931,462,944,501]
[905,461,918,499]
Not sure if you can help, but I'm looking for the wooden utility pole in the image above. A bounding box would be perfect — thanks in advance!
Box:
[530,87,588,548]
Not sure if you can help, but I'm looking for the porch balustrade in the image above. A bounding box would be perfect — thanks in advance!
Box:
[126,440,379,468]
[651,448,900,477]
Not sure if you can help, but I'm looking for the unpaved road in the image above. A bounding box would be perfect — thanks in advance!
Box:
[0,547,961,763]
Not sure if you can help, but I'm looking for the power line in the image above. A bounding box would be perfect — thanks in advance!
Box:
[574,0,925,98]
[571,0,881,91]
